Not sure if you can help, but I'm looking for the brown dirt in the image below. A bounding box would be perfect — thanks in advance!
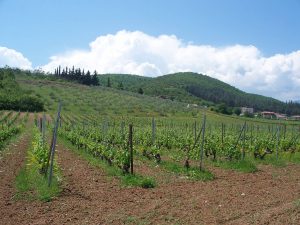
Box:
[0,130,32,223]
[1,132,300,224]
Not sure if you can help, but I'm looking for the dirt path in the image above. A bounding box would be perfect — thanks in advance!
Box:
[1,130,300,224]
[0,128,32,224]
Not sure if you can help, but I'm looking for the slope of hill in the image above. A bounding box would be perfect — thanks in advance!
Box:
[3,68,296,126]
[3,67,300,117]
[16,76,193,118]
[0,68,44,111]
[98,72,300,115]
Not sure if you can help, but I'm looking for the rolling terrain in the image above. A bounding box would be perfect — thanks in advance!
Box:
[98,72,300,115]
[1,69,300,225]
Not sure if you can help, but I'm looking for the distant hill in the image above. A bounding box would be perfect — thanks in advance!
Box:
[98,72,300,115]
[3,67,300,116]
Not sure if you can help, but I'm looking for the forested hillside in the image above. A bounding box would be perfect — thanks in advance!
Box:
[99,72,300,115]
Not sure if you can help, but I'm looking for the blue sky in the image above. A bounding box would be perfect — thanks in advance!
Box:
[0,0,300,100]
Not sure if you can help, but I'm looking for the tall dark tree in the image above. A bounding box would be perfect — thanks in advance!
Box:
[84,70,92,85]
[138,87,144,95]
[92,71,99,85]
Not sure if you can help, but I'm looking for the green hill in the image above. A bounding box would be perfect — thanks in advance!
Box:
[0,67,294,127]
[2,67,300,116]
[98,72,300,115]
[0,68,44,111]
[16,73,192,117]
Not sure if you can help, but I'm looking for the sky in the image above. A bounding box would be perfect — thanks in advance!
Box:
[0,0,300,101]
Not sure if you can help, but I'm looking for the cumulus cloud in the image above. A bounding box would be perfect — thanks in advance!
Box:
[42,30,300,101]
[0,46,32,70]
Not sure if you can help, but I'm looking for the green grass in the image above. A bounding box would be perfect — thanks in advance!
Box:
[282,152,300,164]
[213,159,258,173]
[122,174,156,188]
[258,154,287,167]
[59,136,156,188]
[160,160,214,181]
[124,216,151,225]
[294,199,300,208]
[15,165,61,202]
[14,127,61,202]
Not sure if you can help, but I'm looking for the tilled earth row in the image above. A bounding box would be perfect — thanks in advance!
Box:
[1,128,300,225]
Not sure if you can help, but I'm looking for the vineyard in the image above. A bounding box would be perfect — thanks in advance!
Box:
[2,1,300,223]
[58,113,300,176]
[1,105,300,224]
[1,80,300,225]
[0,111,28,148]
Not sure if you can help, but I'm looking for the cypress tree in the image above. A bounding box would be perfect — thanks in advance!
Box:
[92,71,99,85]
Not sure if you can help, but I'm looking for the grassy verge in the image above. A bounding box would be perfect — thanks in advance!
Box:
[285,152,300,164]
[213,159,258,173]
[59,136,156,188]
[257,154,287,167]
[136,148,214,181]
[212,152,300,171]
[252,151,300,167]
[158,160,214,181]
[15,129,61,202]
[15,165,61,201]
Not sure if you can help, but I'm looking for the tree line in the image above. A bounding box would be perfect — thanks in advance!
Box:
[54,66,99,86]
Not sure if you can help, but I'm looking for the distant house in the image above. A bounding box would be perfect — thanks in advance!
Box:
[261,111,276,119]
[290,115,300,121]
[260,111,287,120]
[275,113,287,120]
[187,104,198,108]
[241,107,254,114]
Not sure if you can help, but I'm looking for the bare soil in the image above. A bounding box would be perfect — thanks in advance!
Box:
[1,131,300,224]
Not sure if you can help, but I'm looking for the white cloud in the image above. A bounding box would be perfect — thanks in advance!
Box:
[0,46,32,70]
[42,30,300,101]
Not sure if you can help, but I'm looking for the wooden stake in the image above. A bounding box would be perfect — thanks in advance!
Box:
[129,124,134,175]
[48,102,62,187]
[199,114,206,171]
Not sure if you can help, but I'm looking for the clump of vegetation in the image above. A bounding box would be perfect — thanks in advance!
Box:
[15,128,61,201]
[122,174,156,188]
[161,160,214,181]
[0,67,44,111]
